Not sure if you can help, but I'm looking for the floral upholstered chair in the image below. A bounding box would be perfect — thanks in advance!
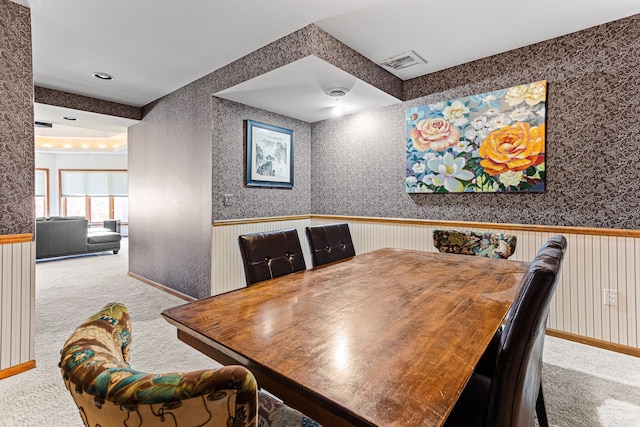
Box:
[60,302,321,427]
[432,229,517,259]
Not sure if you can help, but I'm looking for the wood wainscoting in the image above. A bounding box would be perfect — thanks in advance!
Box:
[0,234,36,378]
[213,215,640,354]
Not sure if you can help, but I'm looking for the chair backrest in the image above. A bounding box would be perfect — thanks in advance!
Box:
[305,223,356,267]
[536,234,567,253]
[486,235,567,427]
[432,229,517,259]
[238,228,306,285]
[59,302,258,427]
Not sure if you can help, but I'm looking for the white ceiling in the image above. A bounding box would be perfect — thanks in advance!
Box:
[215,56,402,123]
[15,0,640,133]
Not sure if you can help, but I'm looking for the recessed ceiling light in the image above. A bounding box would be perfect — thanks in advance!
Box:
[92,72,114,80]
[62,116,78,121]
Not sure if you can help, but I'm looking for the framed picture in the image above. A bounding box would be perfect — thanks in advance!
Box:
[245,120,294,189]
[406,80,547,193]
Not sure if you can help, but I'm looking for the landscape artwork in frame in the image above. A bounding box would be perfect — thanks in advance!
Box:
[406,80,546,193]
[246,120,294,189]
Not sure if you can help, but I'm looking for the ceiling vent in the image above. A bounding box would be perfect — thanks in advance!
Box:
[378,50,428,70]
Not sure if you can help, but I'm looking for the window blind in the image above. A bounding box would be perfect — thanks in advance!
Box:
[60,171,128,197]
[35,169,47,197]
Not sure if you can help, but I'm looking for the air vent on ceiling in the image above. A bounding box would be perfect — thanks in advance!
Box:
[378,50,428,70]
[34,121,52,128]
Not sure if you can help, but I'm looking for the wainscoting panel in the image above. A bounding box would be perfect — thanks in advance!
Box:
[213,217,640,349]
[0,239,35,371]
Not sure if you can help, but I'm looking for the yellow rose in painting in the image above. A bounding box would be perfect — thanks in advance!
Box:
[479,122,544,175]
[504,85,529,106]
[525,81,546,106]
[409,118,461,152]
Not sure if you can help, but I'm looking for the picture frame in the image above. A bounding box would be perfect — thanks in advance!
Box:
[246,120,294,189]
[406,80,547,193]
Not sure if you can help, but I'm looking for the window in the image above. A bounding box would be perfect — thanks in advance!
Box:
[35,168,49,218]
[60,169,128,222]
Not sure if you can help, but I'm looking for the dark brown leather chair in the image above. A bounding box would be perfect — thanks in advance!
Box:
[305,223,356,267]
[238,229,306,286]
[444,235,567,427]
[537,234,568,252]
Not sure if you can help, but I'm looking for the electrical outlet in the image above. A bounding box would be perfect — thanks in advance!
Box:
[603,289,618,306]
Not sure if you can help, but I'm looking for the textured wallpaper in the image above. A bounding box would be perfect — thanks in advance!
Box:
[130,23,398,297]
[309,25,403,100]
[0,1,34,235]
[130,14,640,299]
[212,98,311,220]
[35,86,141,120]
[129,83,213,299]
[312,14,640,230]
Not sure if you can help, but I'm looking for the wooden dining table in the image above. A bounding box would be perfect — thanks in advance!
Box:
[161,248,530,427]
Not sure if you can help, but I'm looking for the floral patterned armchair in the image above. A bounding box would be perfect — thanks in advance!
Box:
[60,302,321,427]
[432,229,517,259]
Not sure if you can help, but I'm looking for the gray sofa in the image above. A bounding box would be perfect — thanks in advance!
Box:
[36,217,121,259]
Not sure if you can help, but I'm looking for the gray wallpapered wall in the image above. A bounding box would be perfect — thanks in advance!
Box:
[212,98,311,220]
[128,24,395,297]
[34,86,142,120]
[128,83,214,299]
[311,14,640,230]
[0,0,34,236]
[128,15,639,298]
[128,25,321,297]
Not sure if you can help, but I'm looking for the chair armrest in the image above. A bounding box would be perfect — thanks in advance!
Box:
[103,219,121,233]
[91,365,257,405]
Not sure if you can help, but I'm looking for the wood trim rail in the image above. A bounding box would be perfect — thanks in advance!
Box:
[0,360,36,380]
[213,214,640,238]
[547,329,640,358]
[0,234,33,244]
[213,215,310,226]
[128,272,196,302]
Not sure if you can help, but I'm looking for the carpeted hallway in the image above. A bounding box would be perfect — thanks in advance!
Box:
[1,238,639,426]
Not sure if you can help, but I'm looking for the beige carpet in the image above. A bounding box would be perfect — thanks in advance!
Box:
[1,238,639,426]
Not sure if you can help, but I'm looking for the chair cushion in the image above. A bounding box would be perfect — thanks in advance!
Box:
[87,231,121,244]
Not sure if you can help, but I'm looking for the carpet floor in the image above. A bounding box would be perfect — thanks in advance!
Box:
[1,238,639,426]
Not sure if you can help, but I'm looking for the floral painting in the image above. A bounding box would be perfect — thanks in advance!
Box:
[406,80,546,193]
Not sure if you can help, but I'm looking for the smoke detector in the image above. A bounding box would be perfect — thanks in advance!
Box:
[324,88,349,116]
[378,50,428,70]
[324,87,349,97]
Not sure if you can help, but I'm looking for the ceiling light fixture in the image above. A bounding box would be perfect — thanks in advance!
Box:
[92,72,114,80]
[325,87,349,116]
